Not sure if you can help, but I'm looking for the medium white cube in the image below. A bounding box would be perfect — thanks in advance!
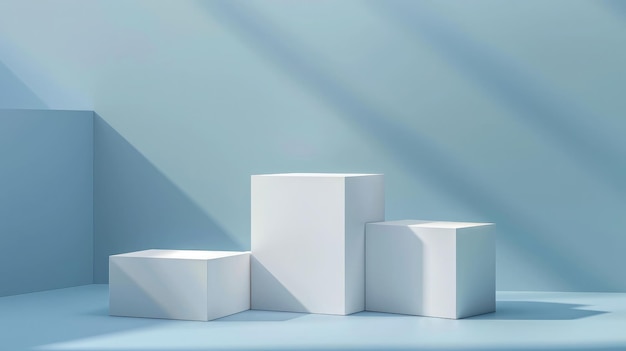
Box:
[366,220,495,319]
[251,173,384,315]
[109,249,250,321]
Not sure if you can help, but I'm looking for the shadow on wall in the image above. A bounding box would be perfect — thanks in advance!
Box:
[93,114,242,283]
[603,0,626,19]
[198,2,617,291]
[0,59,47,109]
[372,1,626,194]
[0,109,93,296]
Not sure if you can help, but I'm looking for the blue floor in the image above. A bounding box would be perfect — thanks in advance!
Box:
[1,285,625,351]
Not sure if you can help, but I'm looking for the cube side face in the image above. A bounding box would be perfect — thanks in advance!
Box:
[456,224,496,319]
[251,175,347,314]
[417,227,458,319]
[365,224,422,315]
[109,256,208,321]
[206,253,251,320]
[345,175,385,314]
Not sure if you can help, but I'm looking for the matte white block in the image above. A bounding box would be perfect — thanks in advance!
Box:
[109,249,250,321]
[251,173,384,315]
[366,220,495,319]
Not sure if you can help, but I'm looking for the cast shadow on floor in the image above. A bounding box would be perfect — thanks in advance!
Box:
[469,300,606,320]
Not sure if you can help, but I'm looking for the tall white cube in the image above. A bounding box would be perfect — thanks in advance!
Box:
[109,249,250,321]
[366,220,495,319]
[251,173,384,315]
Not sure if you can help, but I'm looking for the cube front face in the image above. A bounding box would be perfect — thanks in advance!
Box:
[456,225,496,318]
[419,227,458,318]
[109,256,209,321]
[365,224,425,315]
[251,174,384,315]
[206,254,251,321]
[344,175,386,314]
[365,221,495,319]
[109,250,250,321]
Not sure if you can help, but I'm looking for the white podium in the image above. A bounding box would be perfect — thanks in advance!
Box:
[365,220,495,319]
[109,249,250,321]
[251,173,384,315]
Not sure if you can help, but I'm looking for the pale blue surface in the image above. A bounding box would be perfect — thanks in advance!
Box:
[0,110,93,296]
[0,285,625,351]
[0,1,626,291]
[0,60,46,109]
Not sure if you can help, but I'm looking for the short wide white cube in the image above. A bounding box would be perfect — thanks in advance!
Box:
[251,173,384,315]
[109,249,250,321]
[366,220,495,319]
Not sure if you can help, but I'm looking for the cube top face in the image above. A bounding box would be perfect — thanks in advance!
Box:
[110,249,249,261]
[369,220,492,230]
[252,173,382,178]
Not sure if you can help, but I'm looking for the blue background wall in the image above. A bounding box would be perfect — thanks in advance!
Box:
[0,62,47,109]
[0,109,93,296]
[1,0,626,291]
